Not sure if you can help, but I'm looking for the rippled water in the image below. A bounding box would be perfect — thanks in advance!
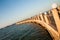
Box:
[0,23,53,40]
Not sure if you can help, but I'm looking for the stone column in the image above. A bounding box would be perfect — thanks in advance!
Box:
[51,8,60,37]
[44,14,49,24]
[40,14,44,21]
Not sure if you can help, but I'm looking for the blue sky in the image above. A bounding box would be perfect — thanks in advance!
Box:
[0,0,60,28]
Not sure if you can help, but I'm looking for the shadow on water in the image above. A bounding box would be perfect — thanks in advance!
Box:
[0,23,53,40]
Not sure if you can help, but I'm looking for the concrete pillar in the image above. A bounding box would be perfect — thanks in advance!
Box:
[44,14,49,24]
[40,14,44,21]
[35,16,37,20]
[51,8,60,37]
[37,15,40,20]
[57,6,60,11]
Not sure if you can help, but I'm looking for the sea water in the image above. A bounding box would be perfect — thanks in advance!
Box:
[0,23,52,40]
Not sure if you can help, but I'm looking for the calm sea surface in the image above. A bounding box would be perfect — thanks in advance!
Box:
[0,23,52,40]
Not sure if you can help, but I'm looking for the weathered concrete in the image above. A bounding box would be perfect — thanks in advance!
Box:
[16,7,60,40]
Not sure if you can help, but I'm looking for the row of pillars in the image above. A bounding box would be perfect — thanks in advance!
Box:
[52,8,60,38]
[16,5,60,40]
[31,6,60,39]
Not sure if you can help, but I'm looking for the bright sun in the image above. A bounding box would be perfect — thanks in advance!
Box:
[52,3,57,8]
